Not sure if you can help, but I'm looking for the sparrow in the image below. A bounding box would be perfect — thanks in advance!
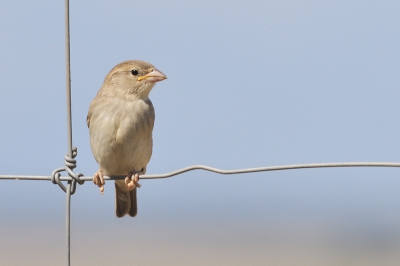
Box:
[87,60,166,217]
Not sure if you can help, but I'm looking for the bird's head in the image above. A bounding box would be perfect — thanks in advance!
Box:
[101,60,167,99]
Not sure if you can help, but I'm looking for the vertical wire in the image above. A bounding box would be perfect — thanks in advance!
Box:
[64,0,72,265]
[66,182,72,266]
[65,0,73,159]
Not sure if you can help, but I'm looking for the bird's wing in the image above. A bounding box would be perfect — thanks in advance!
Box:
[87,98,97,128]
[86,111,91,128]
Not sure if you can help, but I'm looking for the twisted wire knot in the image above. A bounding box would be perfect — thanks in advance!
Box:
[51,147,84,194]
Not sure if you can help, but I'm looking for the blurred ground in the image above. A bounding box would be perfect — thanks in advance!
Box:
[2,214,400,265]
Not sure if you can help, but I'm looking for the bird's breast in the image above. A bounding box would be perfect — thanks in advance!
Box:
[89,97,155,175]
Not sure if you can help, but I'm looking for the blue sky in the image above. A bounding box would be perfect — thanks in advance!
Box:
[1,1,400,265]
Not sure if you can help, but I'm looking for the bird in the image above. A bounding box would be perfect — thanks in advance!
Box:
[87,60,167,217]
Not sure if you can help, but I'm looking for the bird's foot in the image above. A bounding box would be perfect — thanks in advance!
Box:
[93,170,105,195]
[125,171,141,190]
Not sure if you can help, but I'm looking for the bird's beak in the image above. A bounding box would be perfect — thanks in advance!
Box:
[137,69,167,82]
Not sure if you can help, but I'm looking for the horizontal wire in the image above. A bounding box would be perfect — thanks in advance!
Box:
[1,162,400,181]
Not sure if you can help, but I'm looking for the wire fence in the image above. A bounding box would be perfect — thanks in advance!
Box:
[2,1,400,266]
[2,162,400,182]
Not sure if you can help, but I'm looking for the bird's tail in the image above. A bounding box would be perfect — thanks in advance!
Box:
[115,181,137,218]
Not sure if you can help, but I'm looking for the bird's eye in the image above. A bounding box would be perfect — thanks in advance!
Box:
[131,69,139,76]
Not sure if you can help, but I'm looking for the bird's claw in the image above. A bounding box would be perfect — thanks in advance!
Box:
[93,170,105,195]
[125,171,141,189]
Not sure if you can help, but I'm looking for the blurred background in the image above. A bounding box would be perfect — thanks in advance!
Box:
[1,1,400,265]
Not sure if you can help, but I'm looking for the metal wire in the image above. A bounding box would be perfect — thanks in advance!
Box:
[50,0,83,197]
[65,0,72,159]
[64,1,74,265]
[66,181,71,266]
[2,162,400,181]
